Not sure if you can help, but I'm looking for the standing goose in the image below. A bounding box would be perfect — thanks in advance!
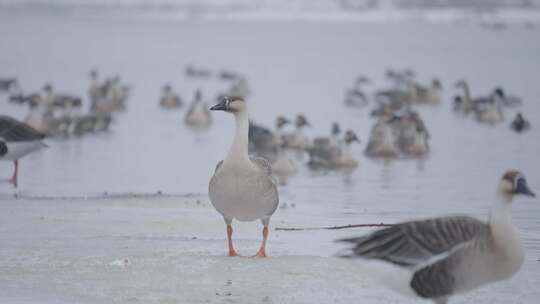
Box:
[208,96,279,257]
[338,170,536,304]
[0,115,47,186]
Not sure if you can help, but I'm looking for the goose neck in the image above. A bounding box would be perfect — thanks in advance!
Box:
[225,111,250,165]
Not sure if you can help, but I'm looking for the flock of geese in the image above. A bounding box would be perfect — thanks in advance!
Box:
[0,65,537,303]
[208,93,536,304]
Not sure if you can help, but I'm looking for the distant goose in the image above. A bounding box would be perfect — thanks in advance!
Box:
[365,116,399,158]
[208,96,279,257]
[338,170,536,304]
[0,78,18,93]
[159,84,183,109]
[510,113,530,133]
[474,98,504,125]
[309,130,360,169]
[395,112,430,157]
[344,76,371,108]
[307,122,342,166]
[0,116,47,186]
[454,80,500,114]
[249,116,292,163]
[414,78,443,104]
[184,90,212,129]
[492,87,522,108]
[219,70,241,81]
[282,114,311,151]
[271,117,298,181]
[185,64,212,78]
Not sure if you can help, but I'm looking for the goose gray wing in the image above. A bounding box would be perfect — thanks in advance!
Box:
[0,115,46,142]
[338,215,487,267]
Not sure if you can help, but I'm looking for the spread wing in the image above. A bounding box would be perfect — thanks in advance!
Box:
[0,115,46,142]
[338,215,487,267]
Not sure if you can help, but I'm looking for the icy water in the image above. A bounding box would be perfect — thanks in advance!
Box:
[1,10,540,303]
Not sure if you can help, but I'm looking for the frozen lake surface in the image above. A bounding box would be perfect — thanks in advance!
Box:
[1,10,540,303]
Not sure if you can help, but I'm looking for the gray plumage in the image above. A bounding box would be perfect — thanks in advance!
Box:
[0,115,46,142]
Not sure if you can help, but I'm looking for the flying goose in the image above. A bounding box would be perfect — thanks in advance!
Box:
[208,96,279,257]
[0,115,47,186]
[338,170,536,304]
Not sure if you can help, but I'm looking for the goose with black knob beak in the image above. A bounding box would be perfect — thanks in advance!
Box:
[208,96,279,257]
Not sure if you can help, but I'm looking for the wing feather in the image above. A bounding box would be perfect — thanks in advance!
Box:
[338,216,487,267]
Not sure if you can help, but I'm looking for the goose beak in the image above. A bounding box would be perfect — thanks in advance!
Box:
[516,180,536,197]
[210,99,227,111]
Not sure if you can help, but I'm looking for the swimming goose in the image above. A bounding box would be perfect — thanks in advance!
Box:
[454,80,501,115]
[510,113,530,133]
[474,97,504,125]
[282,114,311,151]
[365,115,400,158]
[307,122,342,167]
[415,78,443,104]
[208,96,279,257]
[185,64,212,78]
[395,112,430,157]
[338,170,535,304]
[271,117,298,183]
[0,115,47,186]
[492,87,522,108]
[309,130,360,169]
[184,90,212,129]
[159,84,183,109]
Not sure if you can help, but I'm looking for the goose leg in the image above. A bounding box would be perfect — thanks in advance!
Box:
[254,225,269,258]
[226,224,238,257]
[9,160,18,187]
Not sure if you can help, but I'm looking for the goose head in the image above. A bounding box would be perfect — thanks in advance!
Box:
[210,96,246,114]
[295,115,310,129]
[493,87,505,99]
[276,116,290,130]
[498,171,536,198]
[454,95,463,104]
[344,130,360,145]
